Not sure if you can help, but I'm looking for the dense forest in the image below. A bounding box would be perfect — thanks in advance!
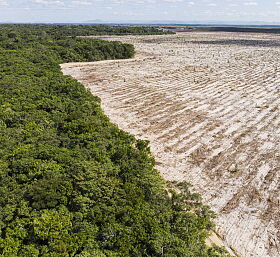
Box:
[162,25,280,34]
[0,24,173,40]
[0,25,231,256]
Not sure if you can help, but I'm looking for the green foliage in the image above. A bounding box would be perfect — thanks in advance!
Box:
[0,25,230,256]
[0,24,172,43]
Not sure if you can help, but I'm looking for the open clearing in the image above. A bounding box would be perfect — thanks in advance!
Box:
[61,32,280,257]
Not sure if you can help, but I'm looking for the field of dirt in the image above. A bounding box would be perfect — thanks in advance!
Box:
[61,32,280,257]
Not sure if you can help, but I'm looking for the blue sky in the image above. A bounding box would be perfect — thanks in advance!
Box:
[0,0,280,23]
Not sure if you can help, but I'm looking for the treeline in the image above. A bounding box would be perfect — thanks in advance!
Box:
[163,25,280,34]
[0,25,135,62]
[0,25,230,256]
[0,24,173,40]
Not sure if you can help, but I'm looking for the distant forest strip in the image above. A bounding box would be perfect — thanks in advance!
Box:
[0,25,231,256]
[163,26,280,34]
[1,24,173,39]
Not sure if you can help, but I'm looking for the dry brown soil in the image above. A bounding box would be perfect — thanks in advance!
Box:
[61,32,280,257]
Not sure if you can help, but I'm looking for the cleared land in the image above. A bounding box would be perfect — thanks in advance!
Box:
[61,32,280,257]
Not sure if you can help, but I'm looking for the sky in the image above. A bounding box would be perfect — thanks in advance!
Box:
[0,0,280,24]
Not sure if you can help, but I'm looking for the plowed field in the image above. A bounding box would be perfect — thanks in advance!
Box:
[61,32,280,257]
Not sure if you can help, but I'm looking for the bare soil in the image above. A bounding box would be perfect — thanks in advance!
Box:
[61,32,280,257]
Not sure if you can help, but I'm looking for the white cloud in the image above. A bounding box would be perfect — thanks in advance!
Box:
[111,0,124,4]
[0,0,8,6]
[31,0,65,6]
[208,3,217,7]
[244,2,258,6]
[71,0,93,6]
[163,0,183,2]
[135,0,156,3]
[229,3,239,7]
[187,1,195,6]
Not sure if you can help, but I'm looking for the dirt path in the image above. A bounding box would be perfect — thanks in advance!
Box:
[61,32,280,257]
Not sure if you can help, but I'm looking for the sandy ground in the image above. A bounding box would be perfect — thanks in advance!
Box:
[61,32,280,257]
